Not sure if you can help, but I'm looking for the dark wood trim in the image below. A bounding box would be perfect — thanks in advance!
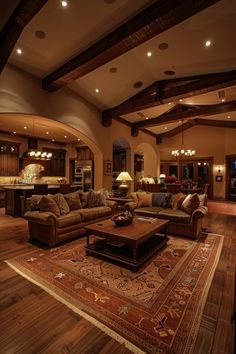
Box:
[103,70,236,118]
[225,154,236,201]
[196,118,236,128]
[42,0,220,92]
[0,0,48,74]
[134,101,236,129]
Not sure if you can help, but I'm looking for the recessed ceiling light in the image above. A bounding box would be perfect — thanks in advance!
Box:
[52,139,55,142]
[35,30,46,39]
[77,138,81,141]
[23,126,27,129]
[95,88,100,93]
[221,99,225,102]
[61,1,68,7]
[145,117,149,120]
[147,51,152,57]
[46,131,49,135]
[133,81,143,89]
[109,67,117,73]
[164,70,175,76]
[205,40,211,47]
[64,135,67,138]
[13,131,16,134]
[104,0,116,4]
[179,99,183,102]
[16,48,22,55]
[158,42,169,50]
[227,115,231,119]
[168,102,172,105]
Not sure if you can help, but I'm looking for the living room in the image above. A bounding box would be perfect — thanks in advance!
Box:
[0,1,235,353]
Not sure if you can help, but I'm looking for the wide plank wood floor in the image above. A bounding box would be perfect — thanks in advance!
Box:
[0,202,235,354]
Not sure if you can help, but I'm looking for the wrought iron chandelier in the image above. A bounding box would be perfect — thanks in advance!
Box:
[25,120,52,160]
[171,122,195,158]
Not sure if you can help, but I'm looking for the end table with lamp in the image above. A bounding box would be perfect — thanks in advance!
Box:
[116,171,132,197]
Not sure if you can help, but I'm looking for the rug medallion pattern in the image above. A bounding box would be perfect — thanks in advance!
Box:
[6,234,223,354]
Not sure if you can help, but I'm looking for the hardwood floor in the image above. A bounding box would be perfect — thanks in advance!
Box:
[0,204,235,354]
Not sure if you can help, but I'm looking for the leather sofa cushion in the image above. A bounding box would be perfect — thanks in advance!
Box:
[57,211,82,228]
[135,206,163,217]
[79,206,111,222]
[158,209,191,223]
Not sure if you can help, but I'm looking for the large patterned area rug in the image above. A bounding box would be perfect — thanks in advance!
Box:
[6,233,223,354]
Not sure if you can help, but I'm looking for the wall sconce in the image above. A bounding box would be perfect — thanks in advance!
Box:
[217,165,222,173]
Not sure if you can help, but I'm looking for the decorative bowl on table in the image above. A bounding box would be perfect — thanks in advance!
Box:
[111,212,134,226]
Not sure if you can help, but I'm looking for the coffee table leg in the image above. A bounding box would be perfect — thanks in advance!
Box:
[132,247,137,261]
[86,234,90,256]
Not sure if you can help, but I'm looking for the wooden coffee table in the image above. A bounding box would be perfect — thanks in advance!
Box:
[85,217,169,271]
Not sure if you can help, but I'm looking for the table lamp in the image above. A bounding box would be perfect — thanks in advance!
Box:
[116,171,132,197]
[159,173,166,184]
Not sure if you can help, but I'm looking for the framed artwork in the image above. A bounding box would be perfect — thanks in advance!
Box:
[215,175,223,182]
[104,160,112,175]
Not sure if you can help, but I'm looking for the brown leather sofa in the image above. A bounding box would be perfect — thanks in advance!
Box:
[125,192,208,239]
[24,192,117,247]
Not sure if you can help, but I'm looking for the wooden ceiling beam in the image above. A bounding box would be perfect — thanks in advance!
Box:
[103,69,236,119]
[156,120,197,144]
[195,118,236,128]
[0,0,48,74]
[42,0,220,92]
[133,100,236,129]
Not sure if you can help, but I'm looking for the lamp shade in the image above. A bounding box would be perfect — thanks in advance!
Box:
[116,171,132,181]
[159,174,166,179]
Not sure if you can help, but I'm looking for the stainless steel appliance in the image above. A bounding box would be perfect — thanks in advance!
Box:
[73,160,93,191]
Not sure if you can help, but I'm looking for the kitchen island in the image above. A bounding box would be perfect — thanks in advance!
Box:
[1,184,79,216]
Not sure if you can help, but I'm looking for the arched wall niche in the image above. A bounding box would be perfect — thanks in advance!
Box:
[0,113,103,190]
[134,142,159,181]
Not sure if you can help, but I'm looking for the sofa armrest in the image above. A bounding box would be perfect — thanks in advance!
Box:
[24,210,57,225]
[125,201,138,213]
[106,200,117,209]
[191,206,208,223]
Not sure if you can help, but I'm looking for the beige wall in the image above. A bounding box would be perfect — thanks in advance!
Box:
[0,64,158,190]
[160,125,236,199]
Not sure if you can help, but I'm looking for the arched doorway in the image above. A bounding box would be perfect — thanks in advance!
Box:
[0,113,103,190]
[112,137,131,193]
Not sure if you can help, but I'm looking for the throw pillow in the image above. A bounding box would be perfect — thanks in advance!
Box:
[181,193,200,215]
[136,192,152,208]
[52,193,70,215]
[172,193,186,210]
[152,193,172,208]
[38,195,60,217]
[64,191,82,210]
[87,190,106,208]
[29,194,43,211]
[79,191,90,208]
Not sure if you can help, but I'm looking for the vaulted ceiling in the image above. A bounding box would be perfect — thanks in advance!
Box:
[0,0,236,142]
